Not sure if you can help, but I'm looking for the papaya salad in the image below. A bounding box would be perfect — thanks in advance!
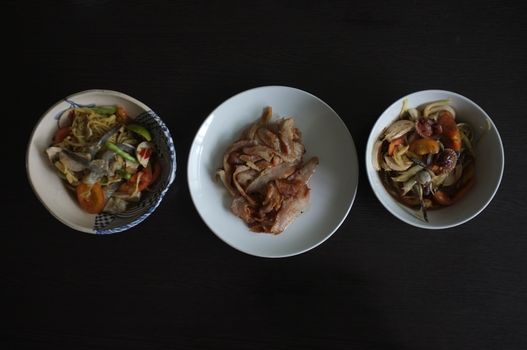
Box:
[46,105,161,214]
[372,100,476,221]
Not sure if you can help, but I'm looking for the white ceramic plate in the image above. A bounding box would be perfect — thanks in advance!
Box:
[366,90,504,229]
[188,86,358,257]
[26,89,177,234]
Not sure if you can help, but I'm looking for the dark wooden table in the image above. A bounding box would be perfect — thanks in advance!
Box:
[7,1,527,349]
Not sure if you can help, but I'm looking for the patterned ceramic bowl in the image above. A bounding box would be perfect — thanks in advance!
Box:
[26,90,176,234]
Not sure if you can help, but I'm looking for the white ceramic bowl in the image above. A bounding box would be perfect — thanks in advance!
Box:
[366,90,504,229]
[188,86,359,257]
[26,89,177,234]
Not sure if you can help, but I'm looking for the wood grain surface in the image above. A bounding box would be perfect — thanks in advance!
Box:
[6,1,527,349]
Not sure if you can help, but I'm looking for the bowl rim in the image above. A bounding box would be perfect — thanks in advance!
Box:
[26,89,176,234]
[365,89,505,229]
[187,85,358,257]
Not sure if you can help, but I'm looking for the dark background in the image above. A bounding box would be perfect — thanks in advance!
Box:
[6,1,527,349]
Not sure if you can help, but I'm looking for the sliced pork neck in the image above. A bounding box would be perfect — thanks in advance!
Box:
[216,106,319,234]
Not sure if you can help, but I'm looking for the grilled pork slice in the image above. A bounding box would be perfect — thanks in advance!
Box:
[290,156,319,183]
[269,185,310,234]
[231,196,254,224]
[219,106,320,234]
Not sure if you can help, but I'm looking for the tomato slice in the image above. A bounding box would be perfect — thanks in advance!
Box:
[387,137,405,156]
[433,190,453,206]
[437,111,462,151]
[409,138,440,155]
[137,166,152,191]
[53,126,71,144]
[76,183,105,214]
[119,166,153,195]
